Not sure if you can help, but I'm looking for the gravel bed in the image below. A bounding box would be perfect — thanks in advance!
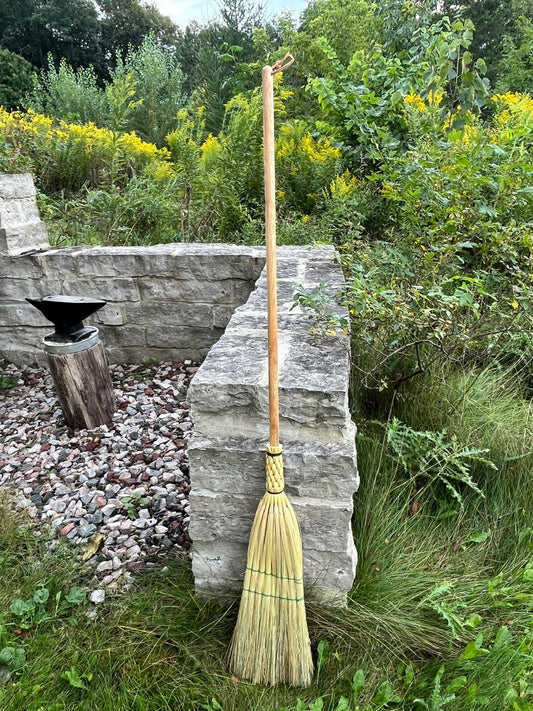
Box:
[0,360,197,592]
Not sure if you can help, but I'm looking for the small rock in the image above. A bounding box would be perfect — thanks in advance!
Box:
[96,560,113,573]
[90,589,106,604]
[101,503,116,517]
[61,523,75,537]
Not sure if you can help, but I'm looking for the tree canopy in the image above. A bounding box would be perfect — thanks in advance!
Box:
[0,48,35,110]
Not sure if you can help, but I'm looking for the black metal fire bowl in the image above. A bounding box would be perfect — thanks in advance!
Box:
[26,295,106,342]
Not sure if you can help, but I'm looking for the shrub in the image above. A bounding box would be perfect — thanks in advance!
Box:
[27,56,108,126]
[0,108,173,193]
[307,16,490,163]
[0,48,36,111]
[110,34,186,146]
[275,120,342,214]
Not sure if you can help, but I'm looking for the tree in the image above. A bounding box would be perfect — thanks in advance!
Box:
[176,0,266,134]
[0,0,181,83]
[307,16,490,164]
[215,0,265,35]
[0,0,104,74]
[27,57,108,125]
[299,0,378,67]
[98,0,180,62]
[374,0,436,54]
[437,0,533,81]
[0,48,35,110]
[111,34,187,144]
[496,15,533,92]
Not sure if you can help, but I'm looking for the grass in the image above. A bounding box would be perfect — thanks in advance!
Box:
[1,365,533,710]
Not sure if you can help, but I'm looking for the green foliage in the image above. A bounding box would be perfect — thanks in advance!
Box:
[381,94,533,246]
[276,120,343,214]
[291,84,533,394]
[98,0,179,72]
[438,0,530,83]
[497,15,533,93]
[0,645,26,687]
[300,0,379,68]
[10,589,50,629]
[375,0,435,54]
[120,491,150,519]
[28,35,186,145]
[167,85,266,239]
[0,0,103,73]
[0,0,179,83]
[28,56,108,126]
[178,0,265,135]
[110,34,186,145]
[411,665,465,710]
[385,417,494,508]
[293,283,349,337]
[61,666,92,690]
[0,368,18,391]
[0,49,36,111]
[403,366,533,479]
[307,16,490,163]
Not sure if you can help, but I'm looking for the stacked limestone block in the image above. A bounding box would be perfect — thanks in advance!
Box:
[0,243,264,366]
[188,245,359,605]
[0,174,50,256]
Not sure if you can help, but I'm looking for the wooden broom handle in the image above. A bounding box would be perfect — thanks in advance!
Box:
[262,64,279,447]
[263,55,294,448]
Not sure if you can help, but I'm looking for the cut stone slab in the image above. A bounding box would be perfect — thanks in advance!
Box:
[188,245,359,606]
[0,174,50,256]
[188,433,358,502]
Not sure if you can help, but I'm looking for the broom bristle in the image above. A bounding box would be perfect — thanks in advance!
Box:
[228,490,314,687]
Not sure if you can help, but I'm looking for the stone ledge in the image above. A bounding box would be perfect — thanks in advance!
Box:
[0,174,50,256]
[0,243,267,365]
[192,538,357,606]
[188,432,358,501]
[188,244,359,605]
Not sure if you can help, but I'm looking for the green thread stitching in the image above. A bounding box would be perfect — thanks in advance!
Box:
[243,587,304,602]
[246,566,303,584]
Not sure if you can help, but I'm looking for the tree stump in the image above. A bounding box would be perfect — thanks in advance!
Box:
[46,339,116,430]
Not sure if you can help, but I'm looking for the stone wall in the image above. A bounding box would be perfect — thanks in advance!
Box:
[0,174,50,256]
[0,174,359,604]
[0,244,264,365]
[188,246,359,604]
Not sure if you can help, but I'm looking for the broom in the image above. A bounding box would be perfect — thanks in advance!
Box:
[228,54,314,688]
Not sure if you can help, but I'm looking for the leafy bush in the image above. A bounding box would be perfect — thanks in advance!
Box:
[380,92,533,253]
[28,35,186,146]
[290,80,533,393]
[385,417,494,508]
[496,15,533,93]
[167,87,265,240]
[276,120,342,214]
[307,17,490,163]
[27,56,108,126]
[0,48,36,111]
[110,34,186,146]
[0,108,173,194]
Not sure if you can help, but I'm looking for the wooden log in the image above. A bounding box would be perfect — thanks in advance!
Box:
[46,340,116,430]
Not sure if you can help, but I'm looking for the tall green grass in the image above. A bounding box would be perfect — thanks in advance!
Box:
[1,365,533,710]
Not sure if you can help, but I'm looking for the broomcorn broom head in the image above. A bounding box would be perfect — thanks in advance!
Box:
[228,445,314,687]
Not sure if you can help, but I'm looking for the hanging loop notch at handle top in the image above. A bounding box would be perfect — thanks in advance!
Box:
[271,52,294,75]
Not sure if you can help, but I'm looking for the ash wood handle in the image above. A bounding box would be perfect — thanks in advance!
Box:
[262,64,280,448]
